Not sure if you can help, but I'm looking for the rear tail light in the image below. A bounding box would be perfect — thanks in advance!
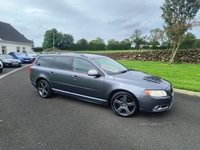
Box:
[29,66,32,74]
[29,58,36,74]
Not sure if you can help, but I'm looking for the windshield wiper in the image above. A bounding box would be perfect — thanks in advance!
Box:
[119,69,133,74]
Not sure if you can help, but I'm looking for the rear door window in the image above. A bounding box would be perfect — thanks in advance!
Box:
[52,56,72,71]
[35,56,55,67]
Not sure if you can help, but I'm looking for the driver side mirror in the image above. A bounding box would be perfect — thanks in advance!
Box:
[88,69,101,76]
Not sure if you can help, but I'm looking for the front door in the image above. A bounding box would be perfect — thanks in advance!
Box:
[68,57,105,102]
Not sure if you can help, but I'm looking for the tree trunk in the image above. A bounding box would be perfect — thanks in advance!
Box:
[169,42,180,64]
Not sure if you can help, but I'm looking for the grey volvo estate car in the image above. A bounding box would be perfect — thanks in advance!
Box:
[29,53,174,117]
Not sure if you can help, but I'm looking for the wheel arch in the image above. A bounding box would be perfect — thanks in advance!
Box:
[36,77,53,98]
[36,77,51,88]
[108,89,139,108]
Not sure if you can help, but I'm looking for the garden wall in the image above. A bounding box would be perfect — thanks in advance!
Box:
[101,50,200,64]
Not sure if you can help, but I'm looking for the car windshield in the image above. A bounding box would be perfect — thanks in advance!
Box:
[15,52,27,56]
[26,51,36,54]
[0,55,14,59]
[92,57,128,75]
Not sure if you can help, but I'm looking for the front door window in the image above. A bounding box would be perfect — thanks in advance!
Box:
[72,58,96,73]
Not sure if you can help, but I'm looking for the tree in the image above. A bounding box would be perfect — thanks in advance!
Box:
[130,29,143,49]
[120,38,131,50]
[142,35,149,45]
[180,32,196,49]
[58,34,74,50]
[107,39,119,50]
[42,29,74,50]
[74,38,88,50]
[42,28,58,49]
[194,39,200,48]
[88,37,106,50]
[161,0,200,64]
[107,39,131,50]
[96,37,104,44]
[149,28,164,46]
[121,38,131,43]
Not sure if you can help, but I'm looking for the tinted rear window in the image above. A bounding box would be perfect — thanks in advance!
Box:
[52,56,72,70]
[35,56,55,67]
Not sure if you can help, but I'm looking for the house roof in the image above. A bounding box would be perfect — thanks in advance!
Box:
[0,21,33,44]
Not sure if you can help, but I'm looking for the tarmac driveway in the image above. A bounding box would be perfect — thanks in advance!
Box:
[0,66,200,150]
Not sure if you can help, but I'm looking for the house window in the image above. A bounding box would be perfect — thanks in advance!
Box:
[22,47,26,53]
[17,47,21,52]
[2,46,7,54]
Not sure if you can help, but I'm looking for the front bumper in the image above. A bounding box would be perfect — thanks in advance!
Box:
[3,62,21,67]
[21,59,32,63]
[139,86,174,112]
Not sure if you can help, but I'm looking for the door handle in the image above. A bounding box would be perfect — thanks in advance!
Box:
[72,75,78,80]
[49,71,54,75]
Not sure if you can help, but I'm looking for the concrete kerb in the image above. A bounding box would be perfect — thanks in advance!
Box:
[174,89,200,97]
[0,64,199,97]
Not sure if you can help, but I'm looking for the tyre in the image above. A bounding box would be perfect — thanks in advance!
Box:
[0,68,2,73]
[111,92,138,117]
[37,80,52,98]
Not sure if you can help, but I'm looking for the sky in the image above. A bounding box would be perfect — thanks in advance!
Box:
[1,0,200,47]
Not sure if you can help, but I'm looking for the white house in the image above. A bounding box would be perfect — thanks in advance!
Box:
[0,21,33,54]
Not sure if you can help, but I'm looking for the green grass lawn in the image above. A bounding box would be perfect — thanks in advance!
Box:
[119,60,200,92]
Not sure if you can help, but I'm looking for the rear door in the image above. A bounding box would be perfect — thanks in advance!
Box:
[48,56,73,91]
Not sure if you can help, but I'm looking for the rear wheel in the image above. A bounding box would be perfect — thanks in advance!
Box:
[111,92,138,117]
[37,80,52,98]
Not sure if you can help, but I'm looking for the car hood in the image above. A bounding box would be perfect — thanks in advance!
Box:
[17,56,31,59]
[2,58,20,62]
[27,54,37,57]
[112,70,170,89]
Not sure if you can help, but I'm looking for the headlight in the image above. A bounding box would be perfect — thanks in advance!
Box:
[145,90,167,97]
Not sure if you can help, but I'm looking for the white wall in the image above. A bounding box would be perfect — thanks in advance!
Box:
[0,41,33,54]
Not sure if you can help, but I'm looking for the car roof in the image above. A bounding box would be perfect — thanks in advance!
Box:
[0,54,12,58]
[0,54,10,56]
[39,52,105,59]
[10,52,22,54]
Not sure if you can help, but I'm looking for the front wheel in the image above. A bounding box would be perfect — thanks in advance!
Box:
[37,80,52,98]
[111,92,138,117]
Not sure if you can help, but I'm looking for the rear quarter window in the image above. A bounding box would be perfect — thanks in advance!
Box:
[35,56,55,67]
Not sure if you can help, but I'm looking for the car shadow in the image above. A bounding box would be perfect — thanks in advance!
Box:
[52,93,174,119]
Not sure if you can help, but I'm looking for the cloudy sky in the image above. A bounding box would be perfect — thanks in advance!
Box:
[1,0,200,47]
